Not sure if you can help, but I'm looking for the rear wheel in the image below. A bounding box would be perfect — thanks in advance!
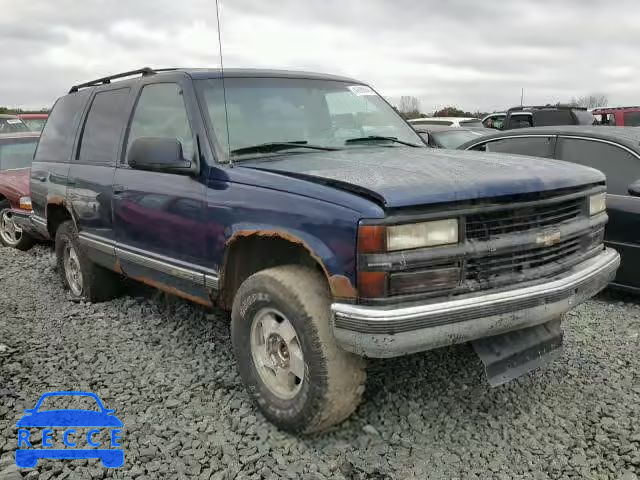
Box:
[55,220,122,301]
[231,265,366,433]
[0,200,35,251]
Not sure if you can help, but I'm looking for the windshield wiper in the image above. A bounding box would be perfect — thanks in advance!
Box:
[230,141,338,156]
[344,136,422,147]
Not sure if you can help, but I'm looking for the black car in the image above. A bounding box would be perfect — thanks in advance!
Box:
[483,106,595,130]
[412,125,492,149]
[460,126,639,292]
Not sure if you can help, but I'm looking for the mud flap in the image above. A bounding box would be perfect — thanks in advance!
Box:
[472,318,563,387]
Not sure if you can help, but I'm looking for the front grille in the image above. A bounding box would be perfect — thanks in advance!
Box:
[466,197,584,241]
[466,236,583,283]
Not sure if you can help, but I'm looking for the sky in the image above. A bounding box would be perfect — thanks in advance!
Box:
[2,0,639,113]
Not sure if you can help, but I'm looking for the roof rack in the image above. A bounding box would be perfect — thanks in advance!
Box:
[507,105,587,112]
[68,67,161,93]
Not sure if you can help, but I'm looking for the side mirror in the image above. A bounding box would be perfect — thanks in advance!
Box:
[418,132,430,145]
[128,137,193,173]
[629,180,640,197]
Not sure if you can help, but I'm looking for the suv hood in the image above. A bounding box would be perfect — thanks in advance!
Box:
[239,148,604,208]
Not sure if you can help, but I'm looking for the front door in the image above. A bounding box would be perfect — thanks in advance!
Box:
[112,78,211,305]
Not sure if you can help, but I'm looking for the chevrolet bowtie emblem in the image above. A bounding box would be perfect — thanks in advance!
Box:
[536,230,561,246]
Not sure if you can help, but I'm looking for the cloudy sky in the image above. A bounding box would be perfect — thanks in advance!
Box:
[3,0,639,113]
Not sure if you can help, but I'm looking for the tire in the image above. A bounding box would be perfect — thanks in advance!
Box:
[0,200,36,251]
[55,220,121,302]
[231,265,366,433]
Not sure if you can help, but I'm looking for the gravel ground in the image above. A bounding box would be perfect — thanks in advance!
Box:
[1,245,639,480]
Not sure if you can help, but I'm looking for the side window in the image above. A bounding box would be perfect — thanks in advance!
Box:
[126,83,194,163]
[556,138,640,195]
[34,91,91,163]
[623,111,640,127]
[78,88,131,165]
[484,136,555,158]
[507,114,533,129]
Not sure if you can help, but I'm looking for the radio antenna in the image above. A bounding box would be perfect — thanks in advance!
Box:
[215,0,232,166]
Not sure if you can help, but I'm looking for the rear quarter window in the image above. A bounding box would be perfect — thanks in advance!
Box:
[34,91,91,163]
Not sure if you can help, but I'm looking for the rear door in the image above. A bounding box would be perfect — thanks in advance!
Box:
[112,76,211,304]
[67,86,132,270]
[555,137,640,289]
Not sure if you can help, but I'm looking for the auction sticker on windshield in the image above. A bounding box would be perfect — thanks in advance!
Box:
[15,391,124,468]
[348,85,376,96]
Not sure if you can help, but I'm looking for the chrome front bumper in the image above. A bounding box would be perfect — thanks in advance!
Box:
[332,248,620,358]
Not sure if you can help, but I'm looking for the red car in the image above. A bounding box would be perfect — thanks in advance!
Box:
[18,113,49,132]
[0,132,40,250]
[593,106,640,127]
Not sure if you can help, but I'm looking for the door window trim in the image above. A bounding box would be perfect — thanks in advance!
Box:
[119,80,197,168]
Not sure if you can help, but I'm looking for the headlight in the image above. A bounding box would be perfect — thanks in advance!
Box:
[18,196,32,211]
[589,193,606,216]
[387,219,458,251]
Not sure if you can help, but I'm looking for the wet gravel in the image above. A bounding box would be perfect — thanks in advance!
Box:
[1,245,639,480]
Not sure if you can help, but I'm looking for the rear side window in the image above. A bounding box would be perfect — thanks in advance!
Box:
[484,136,556,158]
[412,120,453,126]
[0,139,39,170]
[556,138,640,195]
[125,83,194,163]
[532,110,574,126]
[78,88,131,165]
[506,114,533,129]
[623,111,640,127]
[35,91,90,163]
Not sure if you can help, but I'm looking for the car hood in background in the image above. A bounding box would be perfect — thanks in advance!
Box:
[0,168,31,201]
[239,148,604,208]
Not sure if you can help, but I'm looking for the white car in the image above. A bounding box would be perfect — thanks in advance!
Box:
[408,117,483,128]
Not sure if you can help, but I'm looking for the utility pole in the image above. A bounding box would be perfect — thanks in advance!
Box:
[520,88,524,106]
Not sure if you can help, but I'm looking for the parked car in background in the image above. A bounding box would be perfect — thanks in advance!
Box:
[592,106,640,127]
[484,106,595,130]
[459,126,639,292]
[0,132,39,250]
[413,125,491,149]
[408,117,483,128]
[0,114,30,134]
[18,113,49,132]
[482,112,506,129]
[25,67,618,433]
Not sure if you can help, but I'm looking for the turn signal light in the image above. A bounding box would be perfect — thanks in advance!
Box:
[18,197,32,211]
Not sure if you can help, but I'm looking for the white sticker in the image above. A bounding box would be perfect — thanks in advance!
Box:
[6,119,22,124]
[348,85,376,96]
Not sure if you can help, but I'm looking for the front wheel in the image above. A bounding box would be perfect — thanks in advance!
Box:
[0,200,35,251]
[231,265,366,433]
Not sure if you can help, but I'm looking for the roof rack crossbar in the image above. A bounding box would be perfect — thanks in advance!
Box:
[69,67,156,93]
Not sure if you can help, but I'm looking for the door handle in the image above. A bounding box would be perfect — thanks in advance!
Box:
[113,185,127,194]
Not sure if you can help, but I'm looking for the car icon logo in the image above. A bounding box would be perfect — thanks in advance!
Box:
[15,391,124,468]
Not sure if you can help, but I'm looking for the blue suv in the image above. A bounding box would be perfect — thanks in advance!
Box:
[16,67,619,432]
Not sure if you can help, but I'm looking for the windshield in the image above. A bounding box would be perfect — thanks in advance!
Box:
[0,139,38,170]
[0,118,30,134]
[431,129,486,149]
[196,77,423,160]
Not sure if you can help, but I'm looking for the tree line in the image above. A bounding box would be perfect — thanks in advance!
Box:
[396,93,609,120]
[0,107,49,114]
